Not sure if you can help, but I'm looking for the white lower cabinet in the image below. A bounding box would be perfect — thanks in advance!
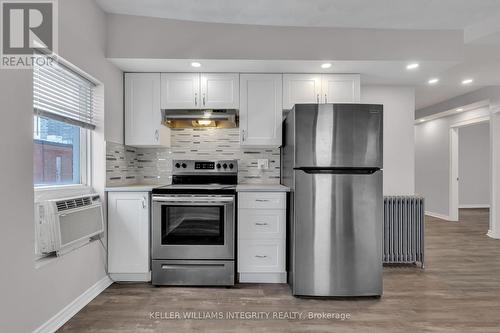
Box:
[108,191,150,281]
[238,192,286,283]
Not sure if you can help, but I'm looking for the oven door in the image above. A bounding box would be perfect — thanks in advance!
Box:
[152,195,235,260]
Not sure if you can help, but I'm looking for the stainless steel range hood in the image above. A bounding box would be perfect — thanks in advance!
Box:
[162,109,238,129]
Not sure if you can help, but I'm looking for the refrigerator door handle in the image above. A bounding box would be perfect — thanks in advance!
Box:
[294,167,380,175]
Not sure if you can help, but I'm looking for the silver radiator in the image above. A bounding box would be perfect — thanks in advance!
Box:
[383,196,425,268]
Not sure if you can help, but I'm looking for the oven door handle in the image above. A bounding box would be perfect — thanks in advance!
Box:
[152,196,234,204]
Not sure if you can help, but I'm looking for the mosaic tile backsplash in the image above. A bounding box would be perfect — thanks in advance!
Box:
[106,128,281,186]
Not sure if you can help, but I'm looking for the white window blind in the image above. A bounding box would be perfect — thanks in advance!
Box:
[33,56,97,130]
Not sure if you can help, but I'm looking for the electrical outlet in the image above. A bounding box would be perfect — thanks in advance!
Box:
[257,159,269,169]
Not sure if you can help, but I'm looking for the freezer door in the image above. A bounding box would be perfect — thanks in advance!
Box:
[294,104,383,168]
[292,169,383,296]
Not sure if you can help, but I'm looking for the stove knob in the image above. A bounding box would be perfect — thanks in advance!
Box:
[222,163,227,169]
[181,163,187,168]
[175,163,181,168]
[216,163,221,169]
[229,163,234,169]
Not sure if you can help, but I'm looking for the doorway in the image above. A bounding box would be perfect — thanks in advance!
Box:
[449,116,490,226]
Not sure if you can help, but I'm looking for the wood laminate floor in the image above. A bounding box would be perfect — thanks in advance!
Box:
[59,209,500,332]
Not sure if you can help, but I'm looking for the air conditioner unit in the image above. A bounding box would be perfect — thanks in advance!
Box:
[36,193,104,256]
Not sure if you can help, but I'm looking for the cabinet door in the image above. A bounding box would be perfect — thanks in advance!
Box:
[108,192,150,274]
[283,74,321,110]
[240,74,283,147]
[161,73,200,109]
[200,73,239,109]
[125,73,164,146]
[321,74,360,103]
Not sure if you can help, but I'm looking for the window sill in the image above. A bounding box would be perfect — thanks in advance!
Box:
[34,184,89,192]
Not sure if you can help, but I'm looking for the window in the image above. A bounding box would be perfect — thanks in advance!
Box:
[33,116,85,186]
[33,55,96,187]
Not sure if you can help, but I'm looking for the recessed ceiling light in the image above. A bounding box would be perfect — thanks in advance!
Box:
[456,108,463,112]
[419,119,426,122]
[406,63,419,70]
[321,63,332,69]
[462,78,473,85]
[191,62,201,68]
[428,78,439,85]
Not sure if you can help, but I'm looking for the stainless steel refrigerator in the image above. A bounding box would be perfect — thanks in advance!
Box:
[282,103,383,297]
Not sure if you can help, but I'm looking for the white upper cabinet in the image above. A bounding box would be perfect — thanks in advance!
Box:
[125,73,170,147]
[200,73,239,109]
[321,74,360,104]
[161,73,239,109]
[283,73,360,109]
[160,73,200,109]
[240,74,283,147]
[282,74,321,110]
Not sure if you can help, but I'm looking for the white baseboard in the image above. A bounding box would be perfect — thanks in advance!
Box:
[239,272,287,283]
[459,204,490,209]
[34,275,112,333]
[487,229,500,239]
[425,211,452,221]
[109,272,151,282]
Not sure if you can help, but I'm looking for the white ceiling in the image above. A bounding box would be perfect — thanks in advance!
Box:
[97,0,500,110]
[96,0,500,30]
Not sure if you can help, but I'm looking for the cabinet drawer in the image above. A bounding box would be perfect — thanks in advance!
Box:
[238,239,285,273]
[238,192,286,209]
[238,209,285,239]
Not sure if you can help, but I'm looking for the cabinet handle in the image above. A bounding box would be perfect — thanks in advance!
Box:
[154,129,159,141]
[324,94,327,104]
[255,199,269,202]
[202,93,206,106]
[242,129,245,142]
[195,93,198,106]
[255,222,268,226]
[255,255,268,259]
[316,94,320,103]
[142,196,147,209]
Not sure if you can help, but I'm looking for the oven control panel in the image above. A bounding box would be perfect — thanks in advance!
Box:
[195,161,215,170]
[173,160,238,173]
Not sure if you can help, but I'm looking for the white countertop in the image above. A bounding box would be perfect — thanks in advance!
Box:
[105,184,164,192]
[236,184,290,192]
[106,184,290,192]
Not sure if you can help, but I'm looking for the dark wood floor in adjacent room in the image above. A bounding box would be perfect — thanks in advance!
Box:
[59,209,500,332]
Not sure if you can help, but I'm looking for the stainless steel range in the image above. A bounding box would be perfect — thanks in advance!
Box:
[151,160,237,286]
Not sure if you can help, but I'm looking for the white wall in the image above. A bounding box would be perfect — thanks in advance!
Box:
[361,86,415,195]
[458,123,490,207]
[415,107,490,217]
[0,1,122,332]
[106,14,463,62]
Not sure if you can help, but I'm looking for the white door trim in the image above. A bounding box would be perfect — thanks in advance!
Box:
[448,115,491,224]
[489,110,500,238]
[449,127,459,222]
